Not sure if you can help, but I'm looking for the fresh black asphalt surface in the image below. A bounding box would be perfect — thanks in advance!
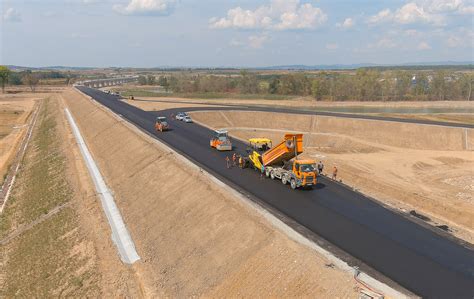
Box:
[131,98,474,129]
[78,87,474,298]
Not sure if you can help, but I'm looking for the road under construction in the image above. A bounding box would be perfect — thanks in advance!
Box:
[77,86,474,298]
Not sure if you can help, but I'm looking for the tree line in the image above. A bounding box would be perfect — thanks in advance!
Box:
[0,66,77,93]
[139,69,473,101]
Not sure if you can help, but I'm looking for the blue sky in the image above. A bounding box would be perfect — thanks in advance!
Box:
[1,0,473,67]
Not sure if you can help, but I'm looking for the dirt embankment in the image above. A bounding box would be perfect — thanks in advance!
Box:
[1,94,142,297]
[0,95,38,184]
[64,89,360,297]
[190,110,474,243]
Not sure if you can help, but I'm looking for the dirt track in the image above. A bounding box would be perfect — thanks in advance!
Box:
[64,89,360,297]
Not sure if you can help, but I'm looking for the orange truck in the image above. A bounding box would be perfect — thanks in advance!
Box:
[210,130,232,151]
[248,134,318,189]
[155,116,169,132]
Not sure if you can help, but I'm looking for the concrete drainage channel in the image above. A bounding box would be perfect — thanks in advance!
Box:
[65,108,140,264]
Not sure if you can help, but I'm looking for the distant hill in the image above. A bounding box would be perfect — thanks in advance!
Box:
[257,62,473,70]
[6,65,95,71]
[5,61,473,71]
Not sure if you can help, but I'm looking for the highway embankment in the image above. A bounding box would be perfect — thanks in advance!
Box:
[64,88,363,297]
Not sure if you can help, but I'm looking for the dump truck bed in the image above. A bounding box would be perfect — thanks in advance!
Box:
[262,134,303,166]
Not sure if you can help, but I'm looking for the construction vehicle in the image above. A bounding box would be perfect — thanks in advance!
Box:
[247,134,318,189]
[210,130,232,151]
[155,116,169,132]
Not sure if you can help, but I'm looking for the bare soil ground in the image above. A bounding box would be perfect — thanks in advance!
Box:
[0,92,142,297]
[188,110,474,244]
[376,113,474,125]
[66,88,361,297]
[0,94,37,184]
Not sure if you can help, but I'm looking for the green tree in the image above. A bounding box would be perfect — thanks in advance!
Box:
[458,73,473,101]
[8,72,22,85]
[430,70,447,101]
[137,75,147,85]
[147,75,156,85]
[268,78,280,94]
[238,70,258,94]
[0,66,11,93]
[21,70,39,92]
[311,79,323,100]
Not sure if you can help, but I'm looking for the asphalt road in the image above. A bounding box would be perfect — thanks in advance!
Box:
[132,98,474,129]
[78,87,474,298]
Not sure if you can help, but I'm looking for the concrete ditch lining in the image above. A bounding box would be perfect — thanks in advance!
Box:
[77,89,412,298]
[65,108,140,265]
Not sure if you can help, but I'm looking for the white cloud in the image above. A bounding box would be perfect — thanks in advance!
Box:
[417,41,432,50]
[81,0,103,3]
[394,3,444,25]
[114,0,176,16]
[369,38,397,49]
[3,7,21,22]
[230,34,270,49]
[325,43,339,50]
[210,0,327,31]
[336,17,355,29]
[367,9,392,24]
[404,29,422,36]
[445,28,474,48]
[248,35,269,49]
[367,0,473,26]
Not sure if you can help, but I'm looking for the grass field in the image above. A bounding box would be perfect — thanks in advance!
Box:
[0,97,100,297]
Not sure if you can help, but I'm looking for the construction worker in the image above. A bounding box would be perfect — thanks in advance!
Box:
[239,155,244,168]
[226,156,231,169]
[260,164,265,179]
[332,166,338,180]
[317,161,324,175]
[232,153,237,167]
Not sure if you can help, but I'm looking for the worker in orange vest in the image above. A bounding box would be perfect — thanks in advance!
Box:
[232,153,237,167]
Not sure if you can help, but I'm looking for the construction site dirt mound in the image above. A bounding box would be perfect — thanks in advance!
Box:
[64,89,360,297]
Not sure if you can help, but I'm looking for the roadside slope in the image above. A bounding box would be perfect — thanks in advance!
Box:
[64,88,360,297]
[0,95,142,297]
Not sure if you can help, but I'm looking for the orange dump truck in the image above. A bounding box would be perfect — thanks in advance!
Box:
[248,134,318,189]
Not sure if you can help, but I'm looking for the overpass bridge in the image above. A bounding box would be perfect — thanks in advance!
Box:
[76,76,139,88]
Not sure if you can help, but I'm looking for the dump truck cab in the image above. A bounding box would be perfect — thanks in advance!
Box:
[210,130,232,151]
[155,116,169,132]
[267,159,318,189]
[290,159,318,189]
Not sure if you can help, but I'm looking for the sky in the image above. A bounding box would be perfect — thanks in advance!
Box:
[1,0,473,67]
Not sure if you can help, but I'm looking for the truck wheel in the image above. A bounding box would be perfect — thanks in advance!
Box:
[290,179,297,190]
[282,176,288,185]
[270,171,275,180]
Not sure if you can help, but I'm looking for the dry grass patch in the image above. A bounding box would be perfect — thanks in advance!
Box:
[0,97,100,297]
